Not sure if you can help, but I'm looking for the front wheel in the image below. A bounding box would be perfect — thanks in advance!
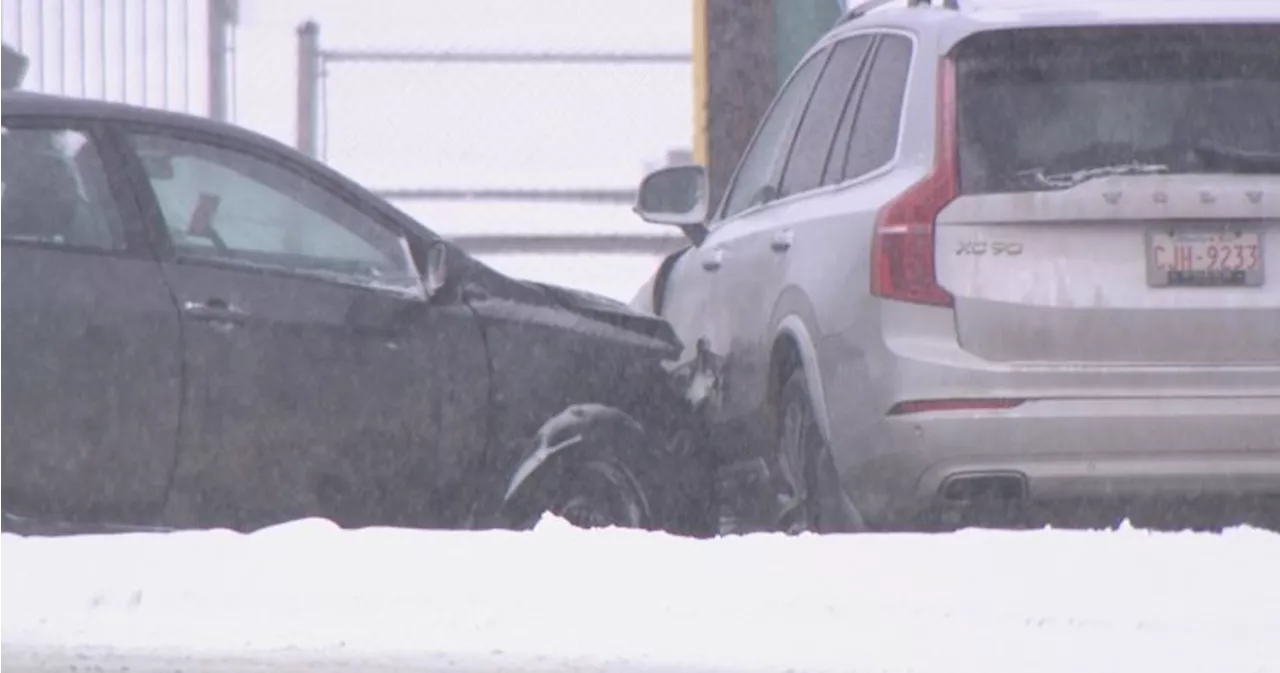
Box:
[548,459,649,529]
[502,457,651,531]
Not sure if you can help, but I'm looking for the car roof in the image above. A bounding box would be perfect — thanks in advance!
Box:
[2,90,296,154]
[1,89,435,239]
[828,0,1280,52]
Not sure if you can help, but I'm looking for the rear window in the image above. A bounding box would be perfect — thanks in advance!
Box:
[954,25,1280,194]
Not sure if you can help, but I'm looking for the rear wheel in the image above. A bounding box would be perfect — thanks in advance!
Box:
[774,369,827,534]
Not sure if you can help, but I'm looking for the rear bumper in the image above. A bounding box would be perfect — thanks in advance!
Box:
[842,396,1280,529]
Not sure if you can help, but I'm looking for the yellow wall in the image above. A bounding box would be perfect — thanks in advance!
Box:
[691,0,710,166]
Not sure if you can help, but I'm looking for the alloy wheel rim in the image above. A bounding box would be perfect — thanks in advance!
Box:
[779,397,814,533]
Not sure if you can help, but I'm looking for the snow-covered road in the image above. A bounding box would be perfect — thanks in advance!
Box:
[5,516,1280,673]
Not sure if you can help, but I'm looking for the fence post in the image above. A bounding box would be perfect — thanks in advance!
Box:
[207,0,232,121]
[703,0,776,211]
[296,21,321,158]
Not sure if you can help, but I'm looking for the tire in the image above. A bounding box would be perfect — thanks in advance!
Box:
[552,459,648,529]
[774,368,829,534]
[524,458,650,530]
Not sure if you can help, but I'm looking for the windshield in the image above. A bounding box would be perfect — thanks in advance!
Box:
[955,25,1280,194]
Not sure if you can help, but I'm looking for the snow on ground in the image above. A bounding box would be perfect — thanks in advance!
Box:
[5,517,1280,673]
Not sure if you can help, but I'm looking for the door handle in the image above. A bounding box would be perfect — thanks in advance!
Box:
[770,230,794,252]
[701,248,725,272]
[182,298,249,324]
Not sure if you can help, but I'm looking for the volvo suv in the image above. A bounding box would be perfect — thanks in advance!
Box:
[631,0,1280,533]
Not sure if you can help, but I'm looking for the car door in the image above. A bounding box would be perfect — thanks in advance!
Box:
[716,35,878,428]
[660,45,828,457]
[117,126,490,531]
[1,117,181,524]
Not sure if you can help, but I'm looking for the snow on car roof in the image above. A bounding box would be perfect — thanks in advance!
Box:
[962,0,1280,25]
[841,0,1280,45]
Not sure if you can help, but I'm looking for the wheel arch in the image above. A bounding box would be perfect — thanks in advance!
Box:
[496,403,714,534]
[770,314,833,444]
[768,315,869,533]
[501,405,649,498]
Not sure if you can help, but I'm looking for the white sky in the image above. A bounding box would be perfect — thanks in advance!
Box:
[232,0,693,191]
[231,0,693,292]
[3,0,693,211]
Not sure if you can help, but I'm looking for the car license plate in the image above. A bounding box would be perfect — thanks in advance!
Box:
[1146,228,1264,287]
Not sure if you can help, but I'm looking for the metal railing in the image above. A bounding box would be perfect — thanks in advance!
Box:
[294,21,690,257]
[0,0,236,120]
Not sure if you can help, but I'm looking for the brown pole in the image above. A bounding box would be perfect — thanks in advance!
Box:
[702,0,777,213]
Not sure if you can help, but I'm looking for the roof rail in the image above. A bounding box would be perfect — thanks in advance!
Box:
[838,0,959,24]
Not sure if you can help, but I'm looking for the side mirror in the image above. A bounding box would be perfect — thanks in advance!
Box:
[3,44,28,90]
[634,165,709,245]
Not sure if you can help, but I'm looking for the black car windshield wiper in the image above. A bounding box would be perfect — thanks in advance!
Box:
[1016,162,1170,190]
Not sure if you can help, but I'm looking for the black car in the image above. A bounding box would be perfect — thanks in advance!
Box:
[1,91,716,538]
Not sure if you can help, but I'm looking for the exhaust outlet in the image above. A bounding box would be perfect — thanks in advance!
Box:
[939,471,1028,504]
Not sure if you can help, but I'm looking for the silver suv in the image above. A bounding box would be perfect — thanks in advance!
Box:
[631,0,1280,533]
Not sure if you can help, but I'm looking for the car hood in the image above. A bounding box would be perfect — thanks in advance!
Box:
[530,281,682,349]
[447,249,683,354]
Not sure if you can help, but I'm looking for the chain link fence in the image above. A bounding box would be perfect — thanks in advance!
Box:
[294,19,690,257]
[1,0,236,119]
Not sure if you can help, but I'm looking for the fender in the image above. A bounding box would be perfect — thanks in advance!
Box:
[774,315,869,532]
[774,314,833,443]
[501,403,652,518]
[629,245,691,315]
[651,246,691,315]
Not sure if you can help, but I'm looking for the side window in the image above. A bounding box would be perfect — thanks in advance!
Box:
[841,34,913,181]
[718,48,828,220]
[1,124,126,251]
[127,133,418,288]
[779,36,874,197]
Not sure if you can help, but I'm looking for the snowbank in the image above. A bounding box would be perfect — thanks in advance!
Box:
[4,516,1280,673]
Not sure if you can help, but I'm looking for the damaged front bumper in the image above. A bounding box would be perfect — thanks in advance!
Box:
[661,336,726,414]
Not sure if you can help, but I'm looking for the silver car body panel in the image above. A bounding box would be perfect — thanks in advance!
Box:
[935,175,1280,364]
[643,1,1280,529]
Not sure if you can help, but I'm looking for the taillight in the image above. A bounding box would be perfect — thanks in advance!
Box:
[887,398,1025,416]
[870,57,958,308]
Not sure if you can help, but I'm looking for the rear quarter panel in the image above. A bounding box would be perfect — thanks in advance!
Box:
[777,45,943,476]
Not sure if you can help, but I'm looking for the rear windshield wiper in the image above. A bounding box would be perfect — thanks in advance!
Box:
[1193,141,1280,174]
[1016,162,1169,190]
